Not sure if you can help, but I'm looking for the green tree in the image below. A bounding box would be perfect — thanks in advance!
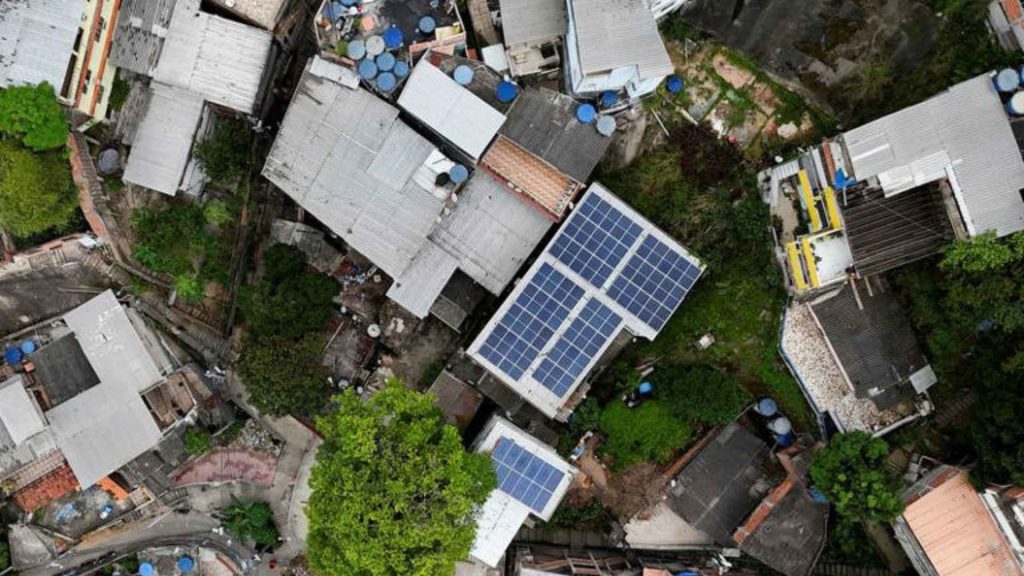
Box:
[810,432,904,523]
[654,364,751,426]
[195,117,252,184]
[0,539,8,571]
[132,203,221,302]
[184,427,213,455]
[221,499,279,550]
[240,245,337,340]
[0,83,68,151]
[237,334,331,417]
[307,382,496,576]
[0,141,77,236]
[599,401,692,470]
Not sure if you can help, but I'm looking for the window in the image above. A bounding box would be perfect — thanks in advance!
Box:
[94,18,105,43]
[73,28,83,53]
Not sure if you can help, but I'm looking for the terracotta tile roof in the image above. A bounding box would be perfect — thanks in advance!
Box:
[903,468,1024,576]
[1005,0,1023,23]
[480,136,582,219]
[13,464,79,512]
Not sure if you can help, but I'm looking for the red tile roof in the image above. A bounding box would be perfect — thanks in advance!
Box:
[13,464,79,512]
[480,136,581,219]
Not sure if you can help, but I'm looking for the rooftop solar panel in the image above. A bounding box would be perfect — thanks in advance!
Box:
[478,263,585,380]
[549,193,643,288]
[492,438,564,513]
[607,235,701,331]
[533,298,622,397]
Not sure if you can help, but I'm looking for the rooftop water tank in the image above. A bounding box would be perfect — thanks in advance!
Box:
[996,68,1019,93]
[496,81,518,102]
[376,52,396,72]
[20,340,35,355]
[376,72,397,93]
[365,35,385,57]
[1008,92,1024,116]
[600,90,618,108]
[4,347,22,365]
[453,65,474,86]
[418,16,436,34]
[346,39,366,60]
[666,74,685,94]
[755,397,778,417]
[357,59,378,80]
[177,556,195,573]
[449,164,469,184]
[383,26,403,48]
[139,562,155,576]
[393,61,410,78]
[576,103,596,123]
[596,115,616,136]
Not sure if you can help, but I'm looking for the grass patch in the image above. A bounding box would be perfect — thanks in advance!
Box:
[599,401,693,470]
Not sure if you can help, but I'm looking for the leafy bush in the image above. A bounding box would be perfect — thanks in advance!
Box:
[599,401,691,470]
[0,539,8,571]
[184,427,213,455]
[0,83,68,151]
[240,244,337,340]
[549,499,610,529]
[654,364,751,426]
[810,432,903,523]
[221,500,279,550]
[195,117,252,184]
[132,203,222,302]
[238,334,332,417]
[0,141,78,237]
[203,199,234,227]
[109,72,130,112]
[307,382,495,576]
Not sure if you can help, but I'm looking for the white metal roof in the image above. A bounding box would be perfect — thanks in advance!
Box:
[207,0,287,30]
[842,74,1024,237]
[469,416,576,567]
[0,0,82,89]
[568,0,673,79]
[153,0,272,113]
[468,183,704,418]
[0,376,46,446]
[499,0,567,46]
[385,242,460,318]
[123,82,205,195]
[397,59,506,161]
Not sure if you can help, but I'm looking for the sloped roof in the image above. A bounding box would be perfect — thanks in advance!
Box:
[842,74,1024,237]
[500,0,567,45]
[899,467,1024,576]
[568,0,673,78]
[152,0,272,113]
[481,136,580,219]
[208,0,287,30]
[110,0,179,76]
[0,0,82,89]
[31,334,101,408]
[0,376,46,446]
[397,58,506,160]
[123,82,205,195]
[736,477,829,576]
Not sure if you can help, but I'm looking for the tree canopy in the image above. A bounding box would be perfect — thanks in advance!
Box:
[237,334,332,417]
[0,83,68,151]
[194,117,252,184]
[132,203,222,302]
[307,382,495,576]
[221,500,279,551]
[653,364,751,426]
[810,432,903,523]
[0,140,78,237]
[240,244,337,340]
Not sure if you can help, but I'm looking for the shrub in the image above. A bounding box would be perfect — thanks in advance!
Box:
[238,334,332,417]
[109,72,130,112]
[599,401,691,470]
[195,117,252,184]
[221,500,279,551]
[184,427,213,455]
[240,244,337,340]
[810,432,904,523]
[0,83,68,151]
[654,364,751,426]
[0,141,78,237]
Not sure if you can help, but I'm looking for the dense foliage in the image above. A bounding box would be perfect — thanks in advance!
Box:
[0,539,7,571]
[237,334,332,417]
[810,432,904,523]
[184,427,213,455]
[241,244,337,341]
[195,117,252,184]
[221,500,279,550]
[132,203,222,302]
[653,364,751,426]
[0,140,78,237]
[307,383,496,576]
[598,401,692,470]
[0,83,67,151]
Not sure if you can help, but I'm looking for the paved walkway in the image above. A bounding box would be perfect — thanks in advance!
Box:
[175,448,278,487]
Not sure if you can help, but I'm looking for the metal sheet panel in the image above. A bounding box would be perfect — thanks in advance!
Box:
[569,0,673,78]
[123,83,204,195]
[0,0,82,88]
[499,0,567,46]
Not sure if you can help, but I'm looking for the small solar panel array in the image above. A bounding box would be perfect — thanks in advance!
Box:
[472,185,703,410]
[492,437,565,513]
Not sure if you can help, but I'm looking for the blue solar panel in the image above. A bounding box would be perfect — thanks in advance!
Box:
[492,438,564,512]
[533,299,622,397]
[478,264,584,380]
[608,235,701,331]
[550,194,643,288]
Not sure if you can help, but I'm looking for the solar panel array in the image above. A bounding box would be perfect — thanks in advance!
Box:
[608,235,702,331]
[550,194,642,288]
[477,264,584,380]
[533,299,622,396]
[492,438,564,513]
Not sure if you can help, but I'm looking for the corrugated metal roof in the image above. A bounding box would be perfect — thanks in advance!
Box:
[397,58,506,160]
[500,87,611,183]
[480,136,580,218]
[0,376,46,447]
[569,0,673,78]
[208,0,287,30]
[470,416,577,567]
[0,0,83,89]
[431,172,553,294]
[110,0,179,76]
[499,0,567,46]
[153,0,272,113]
[842,74,1024,237]
[123,82,205,196]
[386,242,460,318]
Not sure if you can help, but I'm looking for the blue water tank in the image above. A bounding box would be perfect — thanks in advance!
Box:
[375,52,396,72]
[449,164,469,184]
[20,340,35,355]
[418,15,436,34]
[666,74,685,94]
[340,0,358,6]
[376,72,397,93]
[177,556,195,573]
[383,26,404,48]
[600,90,618,108]
[139,562,155,576]
[357,59,378,80]
[346,39,366,60]
[393,61,410,78]
[576,103,596,123]
[3,347,22,365]
[496,81,518,102]
[637,381,653,395]
[1008,92,1024,116]
[755,397,778,417]
[996,68,1019,93]
[453,65,474,86]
